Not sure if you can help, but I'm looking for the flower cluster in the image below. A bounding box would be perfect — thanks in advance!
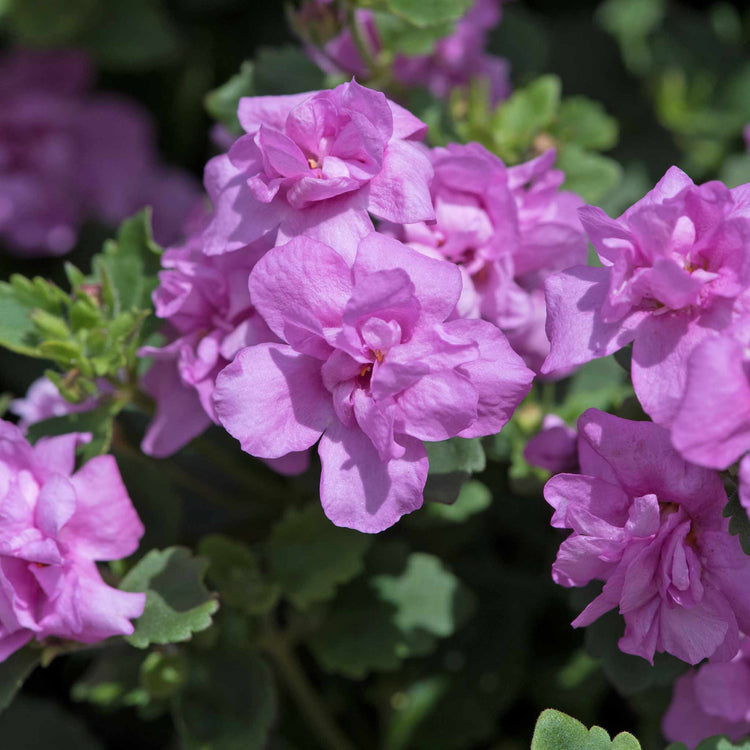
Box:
[388,144,587,374]
[300,0,511,104]
[214,232,533,531]
[546,409,750,665]
[543,168,750,420]
[140,79,582,531]
[662,636,750,748]
[542,167,750,503]
[663,637,750,748]
[0,48,199,257]
[0,421,145,660]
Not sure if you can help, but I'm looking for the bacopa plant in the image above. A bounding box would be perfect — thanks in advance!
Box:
[0,0,749,748]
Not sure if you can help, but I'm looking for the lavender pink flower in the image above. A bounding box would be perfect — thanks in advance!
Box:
[0,421,145,660]
[542,168,750,426]
[304,0,511,104]
[213,232,533,532]
[0,48,199,257]
[546,409,750,665]
[662,638,750,748]
[11,377,100,433]
[670,317,750,471]
[202,80,434,261]
[390,143,586,373]
[524,414,578,473]
[138,211,310,474]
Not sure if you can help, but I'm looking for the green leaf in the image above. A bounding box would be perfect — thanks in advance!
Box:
[204,47,324,134]
[307,584,406,678]
[253,46,326,96]
[557,145,623,204]
[490,75,561,161]
[204,61,254,134]
[26,402,120,464]
[425,480,492,523]
[0,283,47,357]
[71,646,150,709]
[0,647,40,713]
[597,0,665,40]
[386,0,472,28]
[140,650,188,700]
[383,676,450,750]
[4,0,99,45]
[199,534,281,615]
[120,547,219,649]
[720,153,750,189]
[561,357,632,422]
[267,504,372,610]
[553,97,619,151]
[531,709,641,749]
[584,610,687,695]
[309,552,473,678]
[424,437,486,503]
[0,695,102,749]
[83,0,181,70]
[724,490,750,555]
[95,210,162,314]
[425,437,485,475]
[373,11,454,55]
[372,553,474,638]
[172,647,276,750]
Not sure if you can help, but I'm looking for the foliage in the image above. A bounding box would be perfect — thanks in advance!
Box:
[119,547,220,649]
[0,0,748,749]
[449,75,622,201]
[531,709,642,749]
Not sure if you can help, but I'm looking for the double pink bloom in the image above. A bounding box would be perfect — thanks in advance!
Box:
[214,233,533,532]
[0,422,145,661]
[546,410,750,666]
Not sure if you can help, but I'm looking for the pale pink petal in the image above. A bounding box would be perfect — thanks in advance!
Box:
[541,266,648,374]
[318,420,427,533]
[444,319,534,438]
[354,233,463,324]
[367,140,435,224]
[671,334,750,469]
[213,344,333,459]
[249,237,352,343]
[63,455,144,561]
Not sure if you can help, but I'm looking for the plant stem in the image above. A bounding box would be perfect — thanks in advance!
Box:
[342,2,378,77]
[261,621,355,750]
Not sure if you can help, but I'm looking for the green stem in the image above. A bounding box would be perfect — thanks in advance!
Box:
[342,2,378,78]
[261,621,355,750]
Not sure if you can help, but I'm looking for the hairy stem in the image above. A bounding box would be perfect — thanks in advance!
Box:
[261,620,355,750]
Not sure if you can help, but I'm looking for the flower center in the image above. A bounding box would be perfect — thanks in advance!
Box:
[307,157,319,170]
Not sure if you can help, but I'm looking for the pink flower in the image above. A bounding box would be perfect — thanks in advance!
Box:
[305,1,511,104]
[0,421,145,660]
[391,144,586,373]
[202,80,434,261]
[0,48,199,257]
[671,318,750,470]
[11,378,100,432]
[546,409,750,665]
[213,232,533,532]
[139,211,310,474]
[663,638,750,748]
[524,414,578,473]
[391,0,511,104]
[542,168,750,426]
